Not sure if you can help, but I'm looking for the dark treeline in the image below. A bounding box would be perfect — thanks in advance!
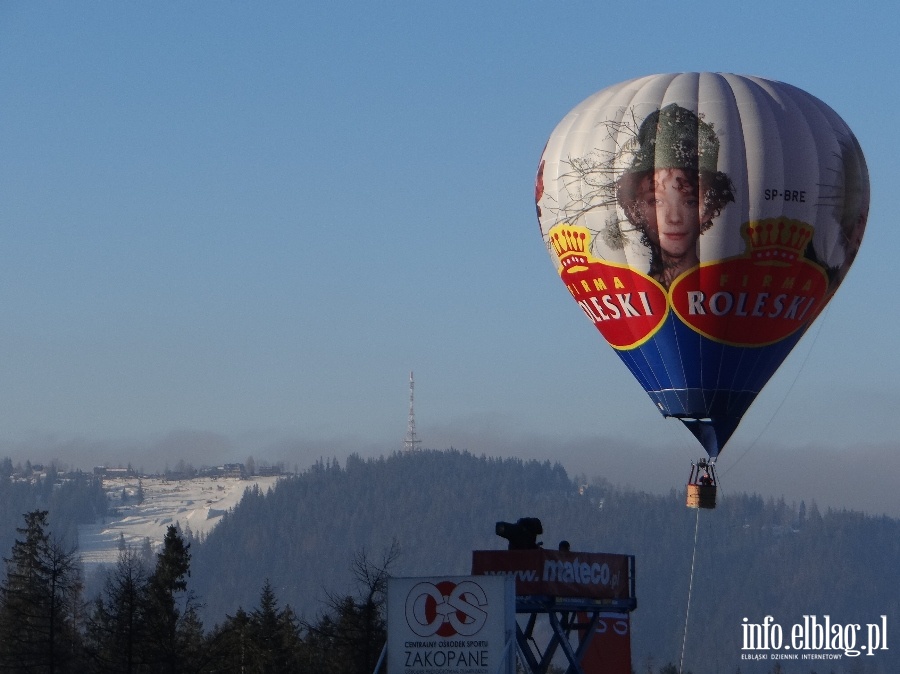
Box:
[0,459,107,552]
[0,511,687,674]
[0,510,400,673]
[0,450,896,673]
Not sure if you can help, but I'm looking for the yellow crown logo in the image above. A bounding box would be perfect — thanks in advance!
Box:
[743,219,814,265]
[549,224,591,270]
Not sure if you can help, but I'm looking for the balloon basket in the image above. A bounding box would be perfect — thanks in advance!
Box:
[686,459,717,509]
[686,483,717,509]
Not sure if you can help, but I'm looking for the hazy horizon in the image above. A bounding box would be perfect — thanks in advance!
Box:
[3,426,895,520]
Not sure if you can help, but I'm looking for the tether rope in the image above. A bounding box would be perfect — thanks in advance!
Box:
[679,507,701,674]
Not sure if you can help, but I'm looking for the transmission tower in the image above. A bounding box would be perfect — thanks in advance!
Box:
[404,371,422,452]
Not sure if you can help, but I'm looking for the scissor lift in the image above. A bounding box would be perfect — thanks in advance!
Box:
[471,548,636,674]
[514,579,636,673]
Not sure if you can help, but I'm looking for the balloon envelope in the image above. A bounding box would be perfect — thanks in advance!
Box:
[535,73,869,456]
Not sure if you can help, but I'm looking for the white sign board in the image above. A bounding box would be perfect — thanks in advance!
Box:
[387,575,515,674]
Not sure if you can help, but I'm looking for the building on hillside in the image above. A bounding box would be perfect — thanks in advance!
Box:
[94,466,135,479]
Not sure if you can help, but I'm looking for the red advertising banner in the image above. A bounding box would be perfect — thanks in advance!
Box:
[579,612,632,674]
[471,550,633,601]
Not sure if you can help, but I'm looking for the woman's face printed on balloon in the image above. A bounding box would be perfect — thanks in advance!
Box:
[634,168,704,266]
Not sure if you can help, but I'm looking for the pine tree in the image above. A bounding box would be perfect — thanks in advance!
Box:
[0,510,83,672]
[206,607,254,672]
[140,537,154,567]
[85,547,148,673]
[249,579,303,673]
[141,524,200,672]
[206,580,304,673]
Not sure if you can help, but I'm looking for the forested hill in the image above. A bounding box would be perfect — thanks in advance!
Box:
[191,449,900,674]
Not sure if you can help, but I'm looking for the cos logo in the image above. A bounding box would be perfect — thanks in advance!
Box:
[596,617,629,636]
[405,580,488,637]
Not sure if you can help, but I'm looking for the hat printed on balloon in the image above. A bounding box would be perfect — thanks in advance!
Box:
[616,103,736,289]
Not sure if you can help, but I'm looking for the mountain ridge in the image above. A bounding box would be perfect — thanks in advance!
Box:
[188,449,899,673]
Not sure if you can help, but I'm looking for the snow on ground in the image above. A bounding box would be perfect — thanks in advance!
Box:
[78,474,281,573]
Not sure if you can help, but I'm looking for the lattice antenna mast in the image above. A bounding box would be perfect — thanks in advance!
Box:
[404,371,422,452]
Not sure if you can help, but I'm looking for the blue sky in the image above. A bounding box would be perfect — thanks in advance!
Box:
[1,2,898,513]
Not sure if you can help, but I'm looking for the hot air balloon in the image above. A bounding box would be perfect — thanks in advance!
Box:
[535,73,869,507]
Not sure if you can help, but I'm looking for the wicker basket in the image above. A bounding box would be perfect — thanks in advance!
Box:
[686,483,717,509]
